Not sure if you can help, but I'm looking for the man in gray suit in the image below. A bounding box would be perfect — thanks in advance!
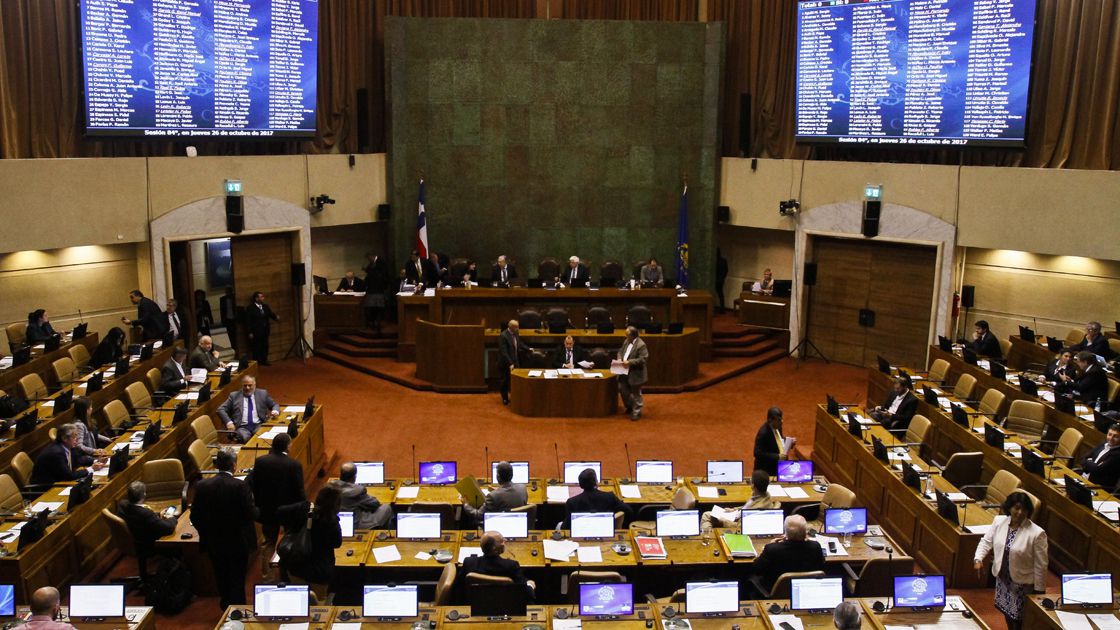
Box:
[217,374,280,442]
[638,257,665,288]
[617,326,649,420]
[462,461,528,526]
[332,462,394,529]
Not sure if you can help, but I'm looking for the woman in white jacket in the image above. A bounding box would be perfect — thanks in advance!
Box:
[973,492,1048,630]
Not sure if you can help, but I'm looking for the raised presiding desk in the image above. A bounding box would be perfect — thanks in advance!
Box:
[214,598,990,630]
[509,369,617,417]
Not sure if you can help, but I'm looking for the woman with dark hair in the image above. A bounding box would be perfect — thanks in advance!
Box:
[974,492,1048,630]
[91,327,127,366]
[25,310,56,344]
[282,485,343,602]
[71,397,110,458]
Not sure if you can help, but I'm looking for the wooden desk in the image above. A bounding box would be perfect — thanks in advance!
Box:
[856,597,991,630]
[217,606,337,630]
[1023,594,1120,630]
[813,405,991,587]
[314,293,367,330]
[13,606,155,630]
[397,288,714,361]
[0,333,98,392]
[509,369,617,417]
[738,294,790,329]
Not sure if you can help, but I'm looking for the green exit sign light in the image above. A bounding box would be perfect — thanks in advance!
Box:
[224,179,242,195]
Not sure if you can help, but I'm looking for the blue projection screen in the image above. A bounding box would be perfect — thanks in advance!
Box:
[795,0,1038,147]
[80,0,318,139]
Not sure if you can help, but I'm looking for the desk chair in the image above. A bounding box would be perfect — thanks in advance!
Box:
[952,373,978,403]
[1108,378,1120,405]
[408,502,459,531]
[0,474,23,513]
[544,308,571,331]
[1004,400,1046,441]
[100,399,133,435]
[51,357,77,386]
[794,484,855,523]
[629,486,696,534]
[961,469,1020,506]
[5,323,26,353]
[146,369,161,395]
[937,452,983,489]
[511,504,537,530]
[102,507,144,592]
[905,414,932,446]
[10,453,33,490]
[1065,328,1085,347]
[626,305,652,329]
[565,570,624,602]
[69,344,92,371]
[464,573,529,614]
[588,348,611,369]
[408,562,457,606]
[191,415,219,446]
[1109,339,1120,361]
[998,339,1011,361]
[142,459,187,504]
[449,258,471,280]
[585,307,612,329]
[751,570,826,599]
[631,260,648,282]
[599,260,623,287]
[1045,427,1084,462]
[124,381,153,414]
[517,309,542,331]
[187,439,212,477]
[978,388,1007,417]
[841,555,914,597]
[18,374,47,401]
[927,359,950,383]
[537,258,560,283]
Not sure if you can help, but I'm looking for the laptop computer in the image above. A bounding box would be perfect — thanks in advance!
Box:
[254,584,310,620]
[1019,326,1036,343]
[937,336,953,352]
[962,348,978,365]
[396,513,442,539]
[790,577,843,613]
[990,362,1007,381]
[564,461,601,485]
[877,355,892,374]
[418,461,456,485]
[826,394,840,417]
[777,460,813,483]
[667,322,685,335]
[1046,336,1064,353]
[922,386,939,405]
[579,583,633,617]
[771,280,792,298]
[823,508,867,535]
[684,581,739,615]
[655,510,699,538]
[935,491,959,525]
[635,460,673,484]
[1019,377,1038,397]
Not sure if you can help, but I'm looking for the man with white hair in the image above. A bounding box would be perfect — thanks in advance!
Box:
[498,319,522,405]
[190,335,226,371]
[491,255,518,287]
[563,256,589,286]
[751,514,825,594]
[833,601,861,629]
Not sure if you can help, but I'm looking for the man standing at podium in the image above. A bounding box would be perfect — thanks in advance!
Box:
[617,326,648,421]
[499,320,521,405]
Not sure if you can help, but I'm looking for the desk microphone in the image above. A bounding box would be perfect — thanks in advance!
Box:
[554,442,561,481]
[411,444,417,481]
[78,309,84,324]
[624,442,633,483]
[484,445,489,479]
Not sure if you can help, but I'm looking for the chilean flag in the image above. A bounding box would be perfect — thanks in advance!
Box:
[416,179,429,259]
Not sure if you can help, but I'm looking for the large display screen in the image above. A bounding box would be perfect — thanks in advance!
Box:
[79,0,318,138]
[795,0,1038,147]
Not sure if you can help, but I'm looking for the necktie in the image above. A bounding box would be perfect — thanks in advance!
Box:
[774,429,784,455]
[66,447,72,470]
[566,350,572,365]
[502,268,507,282]
[169,313,179,337]
[571,267,576,283]
[246,394,256,427]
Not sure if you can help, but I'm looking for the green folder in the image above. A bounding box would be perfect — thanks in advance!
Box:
[721,533,757,557]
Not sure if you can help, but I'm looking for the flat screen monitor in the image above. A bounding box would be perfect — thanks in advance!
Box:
[78,0,319,139]
[823,508,868,535]
[484,512,529,539]
[1061,573,1114,606]
[0,585,12,617]
[395,513,441,539]
[684,581,739,614]
[706,460,743,483]
[893,575,946,608]
[254,584,310,619]
[655,510,700,537]
[564,461,601,485]
[339,512,354,538]
[354,462,385,485]
[741,509,785,537]
[635,460,673,484]
[790,577,844,612]
[492,461,530,484]
[579,583,634,617]
[418,461,456,485]
[570,512,615,539]
[362,584,419,618]
[794,0,1040,148]
[777,460,813,483]
[936,491,960,526]
[68,584,125,618]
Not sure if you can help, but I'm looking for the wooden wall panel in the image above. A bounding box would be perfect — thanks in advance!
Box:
[231,233,298,364]
[807,239,871,365]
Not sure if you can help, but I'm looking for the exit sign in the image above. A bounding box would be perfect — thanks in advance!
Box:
[224,179,242,195]
[864,185,882,200]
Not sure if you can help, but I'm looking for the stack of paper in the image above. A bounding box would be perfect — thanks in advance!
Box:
[189,368,208,384]
[767,485,788,497]
[634,536,666,559]
[395,486,420,499]
[527,370,543,377]
[372,545,401,564]
[557,369,573,376]
[576,546,603,563]
[543,539,579,561]
[618,484,642,499]
[696,486,719,499]
[546,486,573,503]
[720,533,756,557]
[785,487,810,499]
[582,372,603,378]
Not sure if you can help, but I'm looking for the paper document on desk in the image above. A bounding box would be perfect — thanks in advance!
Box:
[965,524,992,535]
[557,369,573,376]
[189,368,208,384]
[816,535,847,556]
[258,427,287,442]
[766,485,788,497]
[554,619,583,630]
[696,486,719,499]
[1093,501,1120,520]
[945,492,969,502]
[618,484,641,499]
[423,289,436,297]
[39,400,54,408]
[547,485,573,503]
[785,487,810,499]
[577,546,603,563]
[1055,611,1094,630]
[331,624,363,630]
[578,361,594,369]
[395,486,419,499]
[59,487,72,496]
[610,360,629,375]
[458,546,483,563]
[371,545,401,564]
[768,615,804,630]
[527,370,543,377]
[570,368,584,375]
[1088,614,1120,630]
[544,370,558,379]
[278,623,309,630]
[1040,391,1056,403]
[175,392,199,401]
[31,502,63,513]
[543,539,578,561]
[887,451,911,462]
[0,358,12,369]
[283,405,304,413]
[582,372,603,378]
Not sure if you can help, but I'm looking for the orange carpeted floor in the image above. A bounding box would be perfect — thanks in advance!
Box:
[117,354,1034,629]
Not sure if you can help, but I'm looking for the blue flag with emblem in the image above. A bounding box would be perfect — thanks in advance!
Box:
[676,185,689,288]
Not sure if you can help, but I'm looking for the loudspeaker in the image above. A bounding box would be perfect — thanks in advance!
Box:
[804,262,818,286]
[291,263,306,287]
[862,200,881,238]
[226,213,243,234]
[717,205,730,222]
[738,93,751,157]
[225,195,244,234]
[377,203,391,221]
[961,285,975,308]
[356,88,370,153]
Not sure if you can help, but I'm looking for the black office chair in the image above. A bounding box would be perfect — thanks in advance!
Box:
[537,258,560,283]
[517,309,542,330]
[600,260,624,287]
[465,573,529,616]
[448,258,472,281]
[586,307,612,329]
[627,305,653,328]
[588,348,612,369]
[544,308,571,331]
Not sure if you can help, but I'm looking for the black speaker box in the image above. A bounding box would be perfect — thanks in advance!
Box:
[804,262,818,287]
[291,263,306,287]
[717,206,730,222]
[377,203,391,221]
[961,285,975,308]
[226,213,243,234]
[862,200,881,238]
[225,195,243,216]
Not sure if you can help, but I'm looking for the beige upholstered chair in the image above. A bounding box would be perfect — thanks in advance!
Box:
[1004,400,1046,441]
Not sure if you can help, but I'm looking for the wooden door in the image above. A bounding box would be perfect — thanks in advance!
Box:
[168,241,196,342]
[231,233,298,364]
[807,237,936,369]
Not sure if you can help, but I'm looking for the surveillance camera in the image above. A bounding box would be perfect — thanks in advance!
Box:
[309,194,336,214]
[779,199,801,217]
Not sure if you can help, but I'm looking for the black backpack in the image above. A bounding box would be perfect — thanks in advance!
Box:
[145,557,192,614]
[277,512,315,568]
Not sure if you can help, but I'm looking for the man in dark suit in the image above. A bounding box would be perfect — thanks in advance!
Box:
[245,291,279,365]
[564,468,630,529]
[968,320,1002,360]
[552,335,587,369]
[428,252,449,286]
[753,406,793,477]
[30,423,97,486]
[638,258,665,287]
[491,255,519,287]
[191,447,258,610]
[751,514,824,594]
[122,290,167,342]
[870,376,919,433]
[117,481,177,575]
[1082,422,1120,488]
[217,374,280,442]
[617,326,648,420]
[562,256,590,286]
[1069,350,1109,404]
[462,461,528,525]
[498,319,522,405]
[219,286,238,354]
[404,250,431,286]
[247,433,306,581]
[159,346,190,394]
[164,298,187,345]
[1072,321,1114,359]
[331,462,393,530]
[189,335,225,372]
[336,271,367,292]
[461,532,536,600]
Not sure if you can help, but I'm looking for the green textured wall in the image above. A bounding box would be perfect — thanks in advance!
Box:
[386,17,723,289]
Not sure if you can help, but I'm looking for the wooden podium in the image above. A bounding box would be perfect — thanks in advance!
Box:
[415,320,486,392]
[738,293,790,329]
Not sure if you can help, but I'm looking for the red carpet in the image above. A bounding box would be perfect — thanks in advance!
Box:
[115,354,1029,629]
